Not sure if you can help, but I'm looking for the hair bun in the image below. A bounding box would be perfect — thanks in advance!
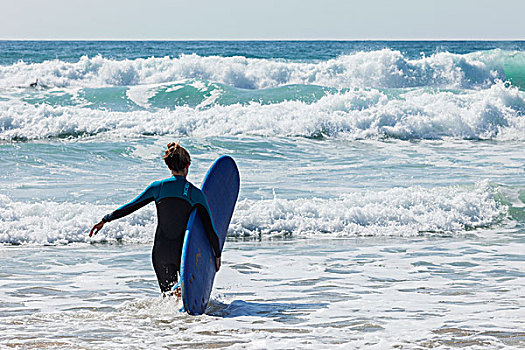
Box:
[163,142,191,172]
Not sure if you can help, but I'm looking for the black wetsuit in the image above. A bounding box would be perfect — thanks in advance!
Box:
[102,175,220,293]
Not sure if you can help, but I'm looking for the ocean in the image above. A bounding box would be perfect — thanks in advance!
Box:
[0,40,524,349]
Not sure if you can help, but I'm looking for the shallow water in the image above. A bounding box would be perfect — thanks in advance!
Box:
[1,232,524,349]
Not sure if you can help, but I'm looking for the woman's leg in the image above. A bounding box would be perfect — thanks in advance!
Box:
[152,237,184,293]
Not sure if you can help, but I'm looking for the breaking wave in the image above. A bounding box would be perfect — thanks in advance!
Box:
[1,49,524,90]
[1,81,524,141]
[0,181,508,245]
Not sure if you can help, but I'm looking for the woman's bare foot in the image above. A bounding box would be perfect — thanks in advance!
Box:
[174,287,181,301]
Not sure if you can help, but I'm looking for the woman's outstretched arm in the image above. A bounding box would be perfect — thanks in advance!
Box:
[89,181,158,236]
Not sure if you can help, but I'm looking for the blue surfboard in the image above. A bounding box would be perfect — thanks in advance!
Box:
[180,155,240,315]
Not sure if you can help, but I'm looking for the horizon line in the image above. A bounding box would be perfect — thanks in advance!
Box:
[1,38,524,42]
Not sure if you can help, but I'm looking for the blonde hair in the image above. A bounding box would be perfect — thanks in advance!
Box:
[163,142,191,171]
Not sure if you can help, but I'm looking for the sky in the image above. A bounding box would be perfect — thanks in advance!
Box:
[1,0,524,40]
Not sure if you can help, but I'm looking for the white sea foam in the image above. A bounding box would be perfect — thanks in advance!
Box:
[2,236,522,349]
[0,194,156,245]
[1,81,523,141]
[0,182,505,245]
[231,181,504,237]
[125,84,159,109]
[0,49,516,90]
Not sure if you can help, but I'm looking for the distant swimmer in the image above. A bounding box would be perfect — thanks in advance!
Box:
[29,79,38,88]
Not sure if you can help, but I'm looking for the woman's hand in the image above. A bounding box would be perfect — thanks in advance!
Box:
[215,257,221,272]
[89,221,105,237]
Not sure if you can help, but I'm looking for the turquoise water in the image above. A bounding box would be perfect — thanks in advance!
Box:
[0,41,524,349]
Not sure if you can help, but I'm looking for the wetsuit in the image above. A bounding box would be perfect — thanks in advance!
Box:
[101,175,220,293]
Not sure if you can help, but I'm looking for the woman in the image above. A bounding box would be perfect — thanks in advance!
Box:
[89,142,221,296]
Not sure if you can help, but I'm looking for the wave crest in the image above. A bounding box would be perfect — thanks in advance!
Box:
[1,82,523,141]
[232,181,504,237]
[0,195,156,245]
[0,182,506,245]
[2,49,522,90]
